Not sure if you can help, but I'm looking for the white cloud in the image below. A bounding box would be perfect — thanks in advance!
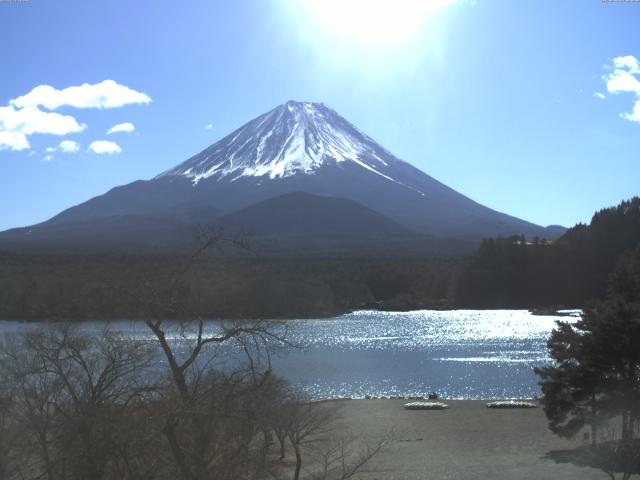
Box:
[613,55,640,74]
[1,80,149,153]
[0,131,30,151]
[623,102,640,123]
[204,123,214,130]
[593,92,606,100]
[45,146,56,152]
[607,70,640,95]
[107,122,135,134]
[0,105,86,151]
[42,155,53,162]
[11,80,151,110]
[59,140,80,153]
[605,55,640,123]
[88,140,122,154]
[0,105,86,136]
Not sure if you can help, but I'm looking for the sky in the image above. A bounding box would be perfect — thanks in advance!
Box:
[0,0,639,231]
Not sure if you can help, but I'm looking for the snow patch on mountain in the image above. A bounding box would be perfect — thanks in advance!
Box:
[158,101,419,192]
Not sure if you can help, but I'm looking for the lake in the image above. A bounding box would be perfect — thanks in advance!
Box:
[0,309,579,400]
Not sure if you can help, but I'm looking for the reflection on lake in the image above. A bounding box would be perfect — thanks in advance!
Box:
[0,309,579,400]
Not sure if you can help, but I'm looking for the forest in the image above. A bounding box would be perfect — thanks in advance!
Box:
[455,197,640,309]
[1,197,639,321]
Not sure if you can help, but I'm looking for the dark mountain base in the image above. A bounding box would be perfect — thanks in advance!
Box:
[0,228,481,258]
[0,192,497,257]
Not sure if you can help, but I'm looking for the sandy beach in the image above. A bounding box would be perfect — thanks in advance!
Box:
[329,399,605,480]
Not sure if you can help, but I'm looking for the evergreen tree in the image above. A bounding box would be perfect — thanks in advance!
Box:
[534,320,606,443]
[536,249,640,443]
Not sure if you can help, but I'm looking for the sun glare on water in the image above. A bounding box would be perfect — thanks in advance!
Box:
[303,0,454,45]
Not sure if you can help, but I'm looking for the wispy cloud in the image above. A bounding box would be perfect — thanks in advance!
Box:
[45,140,80,154]
[11,80,151,110]
[613,55,640,74]
[593,92,606,100]
[204,123,214,130]
[604,55,640,122]
[88,140,122,154]
[107,122,136,134]
[59,140,80,153]
[0,105,86,151]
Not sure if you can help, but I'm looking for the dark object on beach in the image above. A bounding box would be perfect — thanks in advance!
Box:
[529,307,577,317]
[428,392,439,400]
[486,401,537,409]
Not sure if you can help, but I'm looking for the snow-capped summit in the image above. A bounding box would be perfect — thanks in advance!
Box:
[158,101,412,188]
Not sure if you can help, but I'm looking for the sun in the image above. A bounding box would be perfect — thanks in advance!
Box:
[302,0,453,46]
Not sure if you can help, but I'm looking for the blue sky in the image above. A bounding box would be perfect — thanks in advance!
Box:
[0,0,638,231]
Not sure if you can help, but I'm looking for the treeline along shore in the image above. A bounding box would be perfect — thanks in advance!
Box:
[0,254,457,320]
[1,197,639,321]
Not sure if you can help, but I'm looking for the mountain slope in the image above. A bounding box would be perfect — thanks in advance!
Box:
[215,191,410,237]
[0,101,563,253]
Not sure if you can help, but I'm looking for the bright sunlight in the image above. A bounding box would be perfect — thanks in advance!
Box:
[302,0,454,45]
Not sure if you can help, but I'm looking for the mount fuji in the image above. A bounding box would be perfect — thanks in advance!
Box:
[0,101,563,254]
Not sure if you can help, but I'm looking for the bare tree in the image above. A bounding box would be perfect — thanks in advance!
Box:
[285,399,340,480]
[0,324,157,480]
[0,377,24,480]
[0,234,388,480]
[119,234,295,479]
[132,234,391,480]
[310,434,388,480]
[276,397,391,480]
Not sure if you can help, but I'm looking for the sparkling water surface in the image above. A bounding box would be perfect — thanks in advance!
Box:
[0,309,579,400]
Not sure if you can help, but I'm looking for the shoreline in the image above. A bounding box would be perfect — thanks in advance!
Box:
[314,395,541,402]
[0,306,582,323]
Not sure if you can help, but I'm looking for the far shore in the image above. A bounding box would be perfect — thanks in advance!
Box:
[0,306,582,324]
[318,399,605,480]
